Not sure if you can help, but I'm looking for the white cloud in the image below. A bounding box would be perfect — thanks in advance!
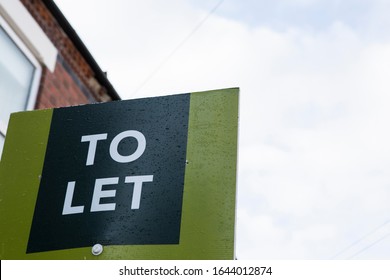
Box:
[55,0,390,259]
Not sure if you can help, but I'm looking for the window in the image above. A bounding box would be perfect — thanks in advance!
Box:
[0,16,41,157]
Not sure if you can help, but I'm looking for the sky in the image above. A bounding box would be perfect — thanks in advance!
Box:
[55,0,390,259]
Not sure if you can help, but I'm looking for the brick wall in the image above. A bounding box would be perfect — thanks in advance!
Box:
[35,55,95,109]
[20,0,114,109]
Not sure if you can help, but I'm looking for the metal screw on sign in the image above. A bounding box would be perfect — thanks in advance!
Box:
[92,244,103,256]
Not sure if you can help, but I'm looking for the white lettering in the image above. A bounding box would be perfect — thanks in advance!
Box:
[90,177,119,212]
[67,130,152,215]
[124,175,154,209]
[81,133,108,166]
[62,181,84,215]
[109,130,146,163]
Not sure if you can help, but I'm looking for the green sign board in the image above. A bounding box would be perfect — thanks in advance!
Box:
[0,88,239,259]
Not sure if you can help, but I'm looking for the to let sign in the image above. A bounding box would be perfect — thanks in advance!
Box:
[0,88,239,259]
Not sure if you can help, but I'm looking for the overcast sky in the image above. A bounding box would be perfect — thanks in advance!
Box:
[55,0,390,259]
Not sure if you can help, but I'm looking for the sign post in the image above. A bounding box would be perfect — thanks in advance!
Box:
[0,88,239,259]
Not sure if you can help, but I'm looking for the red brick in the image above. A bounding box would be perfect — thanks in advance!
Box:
[21,0,114,109]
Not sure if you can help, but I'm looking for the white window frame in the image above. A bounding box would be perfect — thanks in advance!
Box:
[0,15,42,137]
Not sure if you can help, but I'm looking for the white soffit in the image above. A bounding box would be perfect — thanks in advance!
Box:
[0,0,57,72]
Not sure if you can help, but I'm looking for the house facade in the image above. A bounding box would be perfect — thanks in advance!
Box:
[0,0,120,156]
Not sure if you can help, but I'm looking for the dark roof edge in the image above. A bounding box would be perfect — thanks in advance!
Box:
[43,0,121,101]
